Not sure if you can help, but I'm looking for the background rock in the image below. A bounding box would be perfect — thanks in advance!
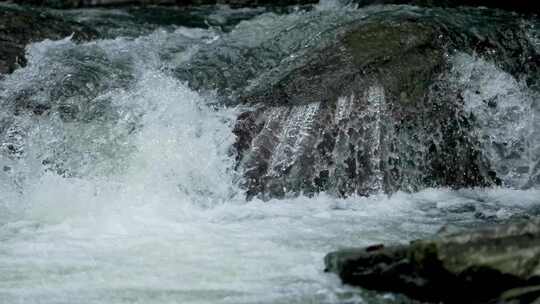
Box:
[0,4,97,74]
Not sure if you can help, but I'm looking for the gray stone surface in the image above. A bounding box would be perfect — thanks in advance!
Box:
[325,218,540,303]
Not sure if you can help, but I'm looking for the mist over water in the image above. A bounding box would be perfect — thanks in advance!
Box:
[1,2,540,303]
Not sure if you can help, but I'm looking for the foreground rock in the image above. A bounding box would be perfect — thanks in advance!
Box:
[325,218,540,303]
[233,7,539,199]
[0,5,97,75]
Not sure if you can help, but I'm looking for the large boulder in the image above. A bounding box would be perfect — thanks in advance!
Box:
[324,218,540,303]
[233,7,538,199]
[0,5,97,75]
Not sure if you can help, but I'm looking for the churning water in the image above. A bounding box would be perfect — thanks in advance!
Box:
[1,2,540,303]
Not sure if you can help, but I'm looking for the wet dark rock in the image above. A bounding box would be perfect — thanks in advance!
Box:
[0,5,97,75]
[232,7,540,199]
[172,5,366,98]
[324,218,540,303]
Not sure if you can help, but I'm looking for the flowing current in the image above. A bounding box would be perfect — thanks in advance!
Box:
[1,2,540,303]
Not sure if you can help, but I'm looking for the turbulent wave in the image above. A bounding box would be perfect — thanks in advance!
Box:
[450,53,540,188]
[0,28,237,224]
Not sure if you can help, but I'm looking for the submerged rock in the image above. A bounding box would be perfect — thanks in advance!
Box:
[324,218,540,303]
[233,7,539,199]
[0,4,97,75]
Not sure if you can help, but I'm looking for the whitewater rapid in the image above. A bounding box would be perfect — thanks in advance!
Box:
[3,184,540,304]
[1,2,540,304]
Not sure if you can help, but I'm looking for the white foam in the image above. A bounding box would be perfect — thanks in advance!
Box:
[450,53,539,188]
[1,186,539,304]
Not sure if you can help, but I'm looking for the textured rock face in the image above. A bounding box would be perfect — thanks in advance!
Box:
[0,5,97,74]
[234,20,460,199]
[324,218,540,303]
[233,8,539,199]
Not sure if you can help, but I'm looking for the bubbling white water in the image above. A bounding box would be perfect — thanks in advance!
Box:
[2,184,540,304]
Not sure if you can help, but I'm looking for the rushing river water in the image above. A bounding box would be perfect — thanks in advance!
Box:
[1,1,540,303]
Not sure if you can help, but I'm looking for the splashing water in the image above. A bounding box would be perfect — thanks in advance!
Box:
[1,3,540,304]
[316,0,357,11]
[450,53,540,188]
